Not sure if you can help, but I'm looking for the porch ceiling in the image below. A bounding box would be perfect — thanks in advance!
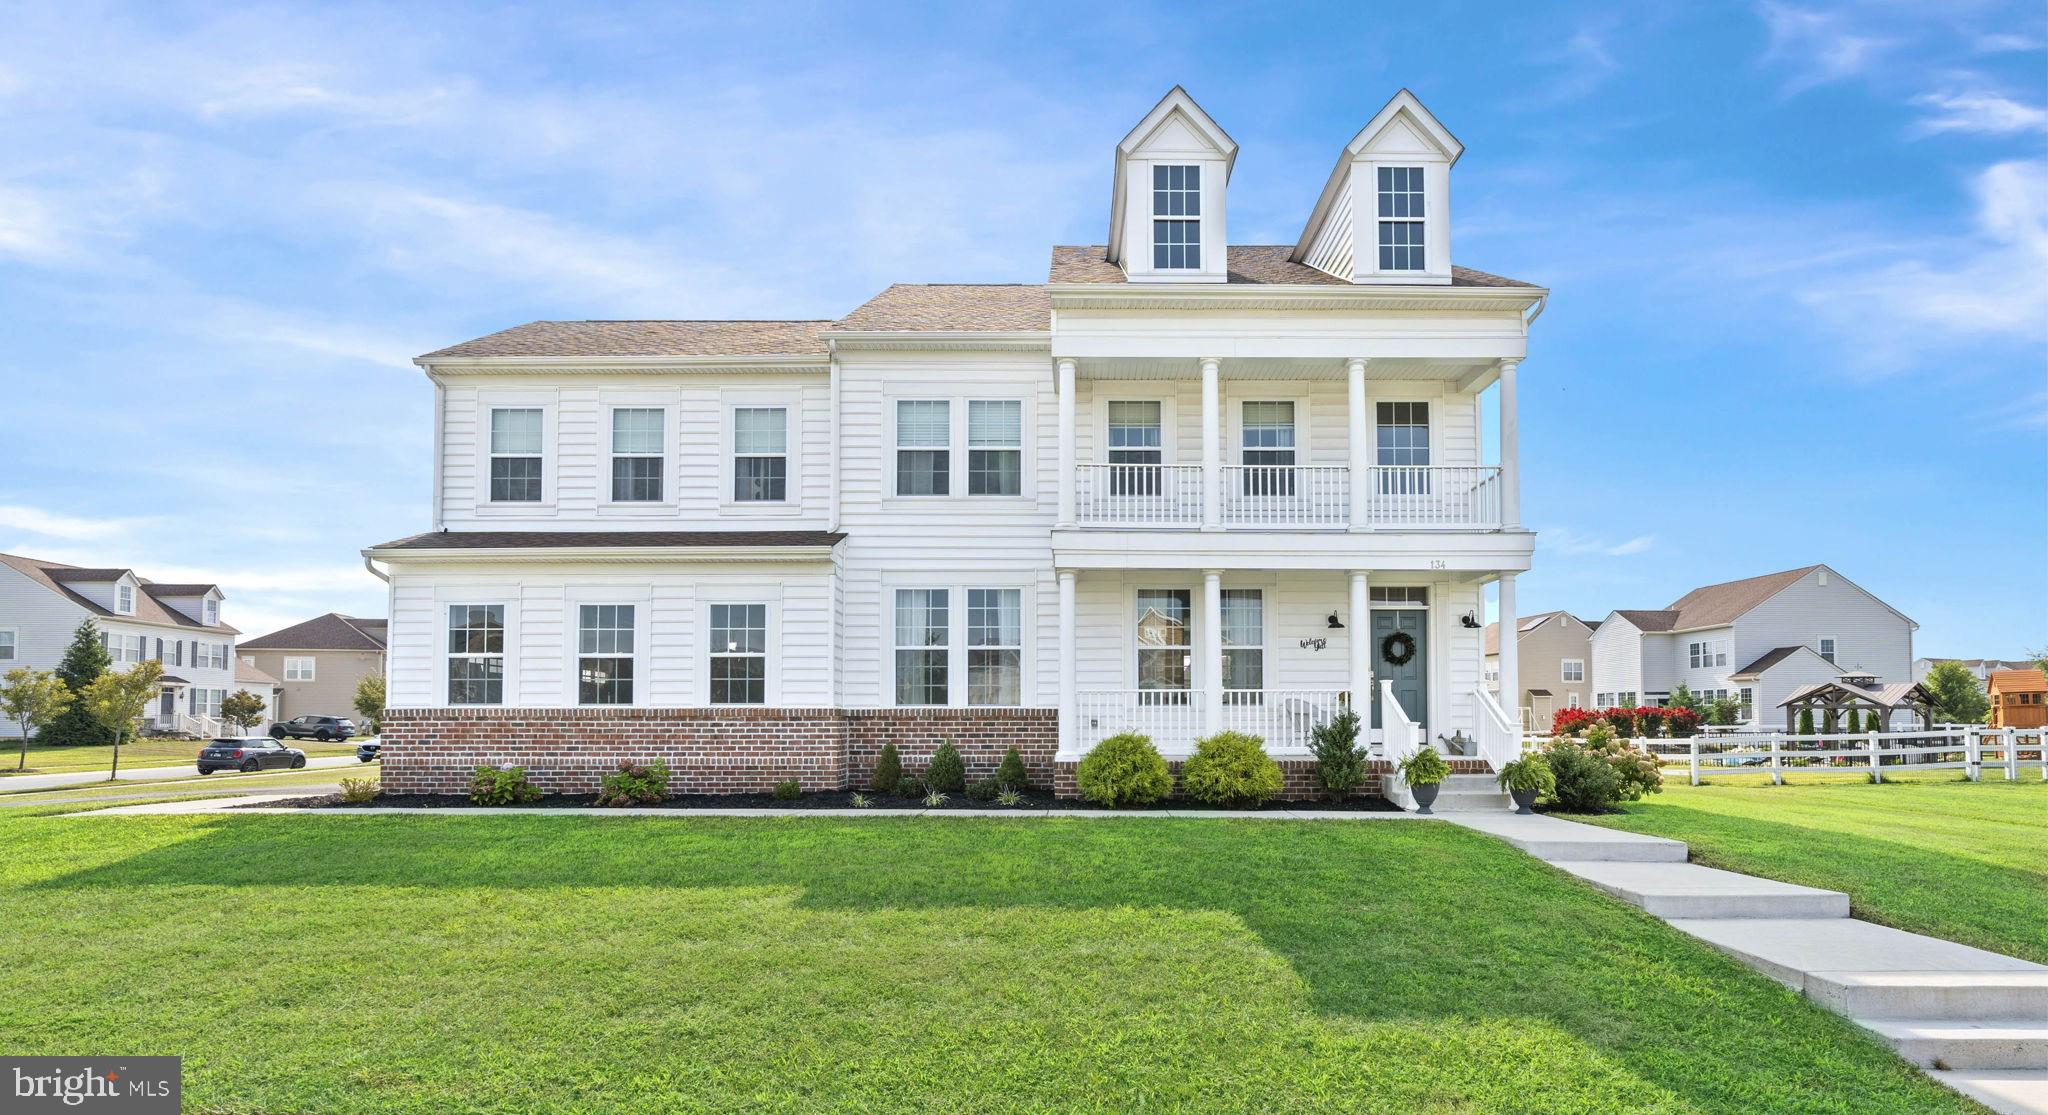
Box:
[1069,355,1502,385]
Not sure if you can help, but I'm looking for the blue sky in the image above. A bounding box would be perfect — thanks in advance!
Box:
[0,1,2042,656]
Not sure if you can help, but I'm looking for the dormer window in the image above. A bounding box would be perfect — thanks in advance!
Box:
[1152,165,1201,269]
[116,584,134,614]
[204,598,218,625]
[1376,166,1425,271]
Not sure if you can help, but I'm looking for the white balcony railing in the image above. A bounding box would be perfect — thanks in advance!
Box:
[1074,688,1348,753]
[1071,463,1504,530]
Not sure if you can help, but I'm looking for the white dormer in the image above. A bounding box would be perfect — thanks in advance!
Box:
[114,576,137,615]
[1106,87,1237,284]
[1292,89,1462,286]
[152,585,224,625]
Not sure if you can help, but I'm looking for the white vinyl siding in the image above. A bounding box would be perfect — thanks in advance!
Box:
[0,628,15,661]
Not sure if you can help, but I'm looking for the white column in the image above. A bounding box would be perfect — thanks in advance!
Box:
[1056,358,1077,528]
[1201,569,1223,734]
[1347,357,1370,531]
[1498,358,1521,529]
[1058,569,1077,755]
[1200,357,1222,530]
[1498,573,1519,723]
[1348,571,1371,712]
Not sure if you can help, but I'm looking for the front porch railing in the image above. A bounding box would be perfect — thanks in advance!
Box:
[1074,689,1347,753]
[1070,463,1504,530]
[1074,463,1203,527]
[1221,689,1350,750]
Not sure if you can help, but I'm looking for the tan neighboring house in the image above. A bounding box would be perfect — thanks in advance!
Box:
[1485,610,1598,730]
[239,613,387,724]
[233,660,286,729]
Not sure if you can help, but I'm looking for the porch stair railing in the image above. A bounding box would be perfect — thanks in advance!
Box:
[1378,680,1427,812]
[1471,686,1526,776]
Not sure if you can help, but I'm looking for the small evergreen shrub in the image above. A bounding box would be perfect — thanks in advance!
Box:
[1543,743,1623,812]
[338,776,379,804]
[926,740,966,793]
[1308,707,1367,801]
[772,779,801,801]
[896,774,927,799]
[595,760,670,806]
[1074,732,1172,807]
[1798,708,1816,735]
[871,742,903,793]
[468,764,541,806]
[994,745,1030,790]
[965,777,1000,802]
[1844,709,1862,734]
[1181,730,1284,807]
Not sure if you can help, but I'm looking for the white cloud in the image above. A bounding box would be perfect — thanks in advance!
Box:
[0,505,152,542]
[0,186,75,265]
[1540,528,1657,558]
[1758,2,1892,94]
[1910,90,2048,136]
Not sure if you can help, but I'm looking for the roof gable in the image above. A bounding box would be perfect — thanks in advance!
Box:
[242,612,389,652]
[1662,565,1821,629]
[1106,86,1237,269]
[0,552,238,634]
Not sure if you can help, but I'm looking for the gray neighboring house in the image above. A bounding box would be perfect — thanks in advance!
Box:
[1484,610,1598,729]
[1914,657,2036,683]
[1589,564,1916,725]
[238,613,387,726]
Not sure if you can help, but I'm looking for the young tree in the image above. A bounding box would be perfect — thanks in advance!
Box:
[1666,684,1701,715]
[353,673,387,736]
[1797,707,1815,736]
[1843,708,1862,734]
[1,668,73,771]
[41,619,113,745]
[220,689,268,734]
[81,660,164,779]
[1706,697,1738,727]
[1925,660,1990,724]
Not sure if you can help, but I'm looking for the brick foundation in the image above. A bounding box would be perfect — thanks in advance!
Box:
[846,708,1058,789]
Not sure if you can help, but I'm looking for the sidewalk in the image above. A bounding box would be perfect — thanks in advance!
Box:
[0,755,359,794]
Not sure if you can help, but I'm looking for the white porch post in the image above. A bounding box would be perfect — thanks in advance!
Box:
[1498,573,1519,725]
[1498,358,1521,529]
[1347,357,1370,531]
[1201,569,1223,734]
[1058,569,1077,754]
[1348,571,1371,712]
[1200,357,1222,530]
[1056,358,1077,528]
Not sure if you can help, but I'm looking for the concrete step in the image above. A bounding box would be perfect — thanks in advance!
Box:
[1667,918,2047,992]
[1446,813,1690,862]
[1552,860,1850,919]
[1809,972,2048,1021]
[1927,1068,2048,1115]
[1864,1019,2048,1070]
[1424,789,1515,813]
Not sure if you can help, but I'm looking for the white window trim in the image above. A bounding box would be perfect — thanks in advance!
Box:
[442,598,513,706]
[1123,580,1202,693]
[1227,390,1313,468]
[1566,692,1582,709]
[721,393,803,514]
[1220,586,1268,694]
[203,597,219,625]
[568,597,647,707]
[885,391,1035,504]
[601,404,672,509]
[1371,396,1438,475]
[116,582,135,615]
[0,627,16,662]
[475,396,556,512]
[1818,636,1837,664]
[284,656,316,682]
[1094,390,1179,467]
[1149,162,1203,272]
[1561,658,1585,684]
[880,575,1037,707]
[697,591,781,706]
[1357,157,1448,281]
[1371,163,1428,274]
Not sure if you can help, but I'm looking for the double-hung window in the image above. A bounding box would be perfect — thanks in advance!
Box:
[1240,402,1296,496]
[1376,401,1430,494]
[610,408,664,502]
[1107,400,1163,496]
[895,401,950,496]
[1135,588,1192,701]
[0,629,13,661]
[1818,638,1836,664]
[1152,164,1200,269]
[967,401,1022,496]
[894,589,949,705]
[489,408,544,502]
[1376,166,1425,271]
[1561,659,1585,683]
[967,588,1022,706]
[1221,589,1264,699]
[733,407,788,502]
[447,605,505,705]
[577,605,634,705]
[284,657,315,682]
[203,598,218,625]
[708,604,766,705]
[116,584,135,613]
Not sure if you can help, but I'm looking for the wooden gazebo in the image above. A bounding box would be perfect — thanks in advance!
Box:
[1779,674,1936,733]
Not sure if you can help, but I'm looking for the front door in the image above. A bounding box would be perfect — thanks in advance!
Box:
[1370,609,1427,733]
[158,689,175,724]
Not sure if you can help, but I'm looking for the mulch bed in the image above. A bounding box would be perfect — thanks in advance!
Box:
[242,789,1401,812]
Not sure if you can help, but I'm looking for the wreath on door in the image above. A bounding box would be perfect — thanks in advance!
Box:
[1380,630,1417,666]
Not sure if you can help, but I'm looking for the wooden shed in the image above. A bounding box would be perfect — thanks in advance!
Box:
[1986,668,2048,730]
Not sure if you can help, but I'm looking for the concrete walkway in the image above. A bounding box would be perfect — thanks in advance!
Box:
[0,755,359,794]
[1446,812,2048,1115]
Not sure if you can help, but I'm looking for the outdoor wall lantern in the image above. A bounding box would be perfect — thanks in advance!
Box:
[1326,613,1345,629]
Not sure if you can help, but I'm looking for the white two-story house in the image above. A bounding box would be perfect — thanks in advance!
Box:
[0,552,246,736]
[366,88,1546,799]
[1588,564,1917,725]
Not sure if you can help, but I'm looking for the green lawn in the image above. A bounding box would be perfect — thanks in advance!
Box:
[0,815,1974,1113]
[0,762,376,810]
[1569,775,2048,965]
[0,737,360,776]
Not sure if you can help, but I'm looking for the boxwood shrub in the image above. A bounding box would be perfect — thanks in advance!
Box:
[1180,731,1283,807]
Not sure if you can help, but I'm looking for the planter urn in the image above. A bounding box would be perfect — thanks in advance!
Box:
[1509,787,1539,815]
[1411,781,1441,815]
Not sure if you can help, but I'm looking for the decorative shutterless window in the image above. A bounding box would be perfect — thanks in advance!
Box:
[1369,586,1429,605]
[1818,638,1836,663]
[895,400,950,496]
[610,408,664,502]
[733,407,788,502]
[0,630,13,660]
[116,584,135,613]
[1376,166,1425,271]
[577,605,634,705]
[284,657,315,682]
[447,604,505,705]
[1135,589,1192,700]
[1561,659,1585,683]
[1107,400,1163,496]
[203,599,218,625]
[1240,402,1296,496]
[1221,589,1265,697]
[708,604,767,705]
[967,400,1022,496]
[1567,693,1582,709]
[1152,164,1201,269]
[894,589,949,705]
[967,588,1022,706]
[489,408,544,502]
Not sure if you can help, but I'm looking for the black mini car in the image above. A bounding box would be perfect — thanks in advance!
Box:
[198,738,307,774]
[269,715,358,742]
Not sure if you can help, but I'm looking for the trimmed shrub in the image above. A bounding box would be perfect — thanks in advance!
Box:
[896,774,927,800]
[468,764,541,806]
[1181,731,1284,808]
[871,742,903,794]
[595,760,670,807]
[1543,743,1623,812]
[1308,707,1367,801]
[994,746,1030,791]
[926,740,966,793]
[772,779,801,801]
[1798,708,1816,736]
[338,776,379,804]
[965,777,1000,802]
[1844,709,1862,734]
[1075,732,1172,808]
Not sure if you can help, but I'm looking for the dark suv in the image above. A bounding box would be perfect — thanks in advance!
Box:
[270,715,358,742]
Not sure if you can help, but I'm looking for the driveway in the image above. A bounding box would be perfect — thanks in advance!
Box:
[0,756,361,794]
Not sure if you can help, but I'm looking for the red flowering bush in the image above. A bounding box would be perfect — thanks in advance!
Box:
[1551,705,1702,739]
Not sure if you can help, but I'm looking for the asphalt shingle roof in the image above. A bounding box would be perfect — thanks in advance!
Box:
[1048,245,1536,288]
[241,612,389,652]
[370,531,846,551]
[0,553,239,634]
[421,320,831,360]
[830,284,1051,332]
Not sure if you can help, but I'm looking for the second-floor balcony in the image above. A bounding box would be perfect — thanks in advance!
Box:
[1072,463,1504,530]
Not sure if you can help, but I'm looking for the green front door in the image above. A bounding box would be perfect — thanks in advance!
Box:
[1370,609,1427,733]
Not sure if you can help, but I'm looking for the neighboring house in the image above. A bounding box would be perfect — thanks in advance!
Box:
[234,659,286,729]
[0,552,244,736]
[1914,657,2037,683]
[239,613,388,724]
[366,87,1548,798]
[1590,564,1915,725]
[1484,611,1597,729]
[1986,669,2048,730]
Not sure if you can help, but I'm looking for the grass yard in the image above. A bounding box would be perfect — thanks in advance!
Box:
[0,737,361,776]
[0,762,376,811]
[0,814,1976,1113]
[1569,775,2048,965]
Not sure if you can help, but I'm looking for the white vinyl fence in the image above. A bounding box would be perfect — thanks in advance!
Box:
[1667,727,2045,785]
